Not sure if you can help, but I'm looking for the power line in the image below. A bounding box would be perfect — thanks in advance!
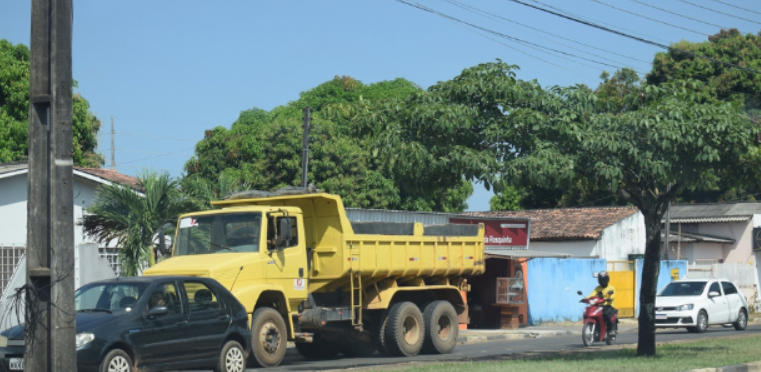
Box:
[394,0,626,70]
[588,0,709,36]
[506,0,761,76]
[675,0,761,26]
[707,0,761,16]
[446,0,651,66]
[625,0,729,30]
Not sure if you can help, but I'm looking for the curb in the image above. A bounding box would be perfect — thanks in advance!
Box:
[457,330,580,345]
[682,361,761,372]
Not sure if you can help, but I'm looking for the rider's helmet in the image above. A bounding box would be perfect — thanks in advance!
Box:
[597,270,610,287]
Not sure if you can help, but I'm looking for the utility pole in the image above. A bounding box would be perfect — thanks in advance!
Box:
[27,0,76,371]
[301,106,311,187]
[110,116,115,170]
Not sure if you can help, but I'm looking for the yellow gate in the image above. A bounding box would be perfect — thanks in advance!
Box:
[607,261,635,318]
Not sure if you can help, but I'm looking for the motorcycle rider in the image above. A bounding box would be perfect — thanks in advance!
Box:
[587,270,617,336]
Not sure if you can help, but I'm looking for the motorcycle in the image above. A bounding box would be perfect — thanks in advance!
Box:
[577,290,618,346]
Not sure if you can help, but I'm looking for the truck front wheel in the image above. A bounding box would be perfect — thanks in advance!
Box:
[249,307,287,368]
[421,301,458,354]
[384,302,425,356]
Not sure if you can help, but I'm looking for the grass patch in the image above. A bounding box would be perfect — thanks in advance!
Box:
[399,335,761,372]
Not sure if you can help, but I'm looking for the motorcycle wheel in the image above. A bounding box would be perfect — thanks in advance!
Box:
[605,332,615,345]
[582,323,595,347]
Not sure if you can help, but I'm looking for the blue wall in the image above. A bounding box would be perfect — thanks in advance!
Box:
[634,259,688,316]
[527,258,606,324]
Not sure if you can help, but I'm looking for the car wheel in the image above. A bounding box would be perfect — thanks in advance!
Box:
[734,309,748,331]
[99,349,132,372]
[695,310,708,333]
[384,302,425,356]
[421,301,458,354]
[249,307,287,368]
[215,340,246,372]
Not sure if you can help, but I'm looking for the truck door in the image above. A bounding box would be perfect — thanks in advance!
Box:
[264,214,308,309]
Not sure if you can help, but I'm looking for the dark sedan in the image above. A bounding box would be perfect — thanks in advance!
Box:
[0,276,249,372]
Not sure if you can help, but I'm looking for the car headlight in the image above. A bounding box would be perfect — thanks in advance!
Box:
[0,335,7,347]
[75,333,94,348]
[676,304,694,311]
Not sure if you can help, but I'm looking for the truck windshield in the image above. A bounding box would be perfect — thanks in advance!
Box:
[175,212,262,255]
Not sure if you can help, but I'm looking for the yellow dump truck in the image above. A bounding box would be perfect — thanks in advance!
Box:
[143,189,485,367]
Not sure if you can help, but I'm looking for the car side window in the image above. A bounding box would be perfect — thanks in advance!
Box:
[709,282,722,296]
[148,283,182,315]
[721,282,738,295]
[183,281,221,312]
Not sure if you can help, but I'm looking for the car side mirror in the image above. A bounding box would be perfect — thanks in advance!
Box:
[708,291,720,298]
[577,290,583,296]
[147,306,168,318]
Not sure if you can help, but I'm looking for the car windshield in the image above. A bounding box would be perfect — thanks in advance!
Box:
[658,282,706,297]
[75,282,148,313]
[175,212,262,256]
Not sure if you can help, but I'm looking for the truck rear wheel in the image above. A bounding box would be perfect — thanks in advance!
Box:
[295,337,341,359]
[384,302,425,356]
[421,301,458,354]
[372,311,392,356]
[249,307,287,368]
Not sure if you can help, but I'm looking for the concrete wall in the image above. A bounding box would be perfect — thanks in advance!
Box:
[634,259,688,316]
[529,240,596,258]
[596,212,646,261]
[526,258,606,324]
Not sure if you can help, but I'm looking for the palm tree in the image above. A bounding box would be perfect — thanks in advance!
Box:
[83,171,190,276]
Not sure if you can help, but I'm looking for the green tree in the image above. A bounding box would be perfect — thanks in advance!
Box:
[489,184,523,211]
[83,171,191,276]
[184,76,472,211]
[0,39,103,166]
[350,61,758,355]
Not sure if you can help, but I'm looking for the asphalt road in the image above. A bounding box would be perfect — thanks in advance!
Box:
[263,324,761,371]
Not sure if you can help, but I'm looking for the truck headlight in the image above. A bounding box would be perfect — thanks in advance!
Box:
[676,304,694,311]
[76,333,94,348]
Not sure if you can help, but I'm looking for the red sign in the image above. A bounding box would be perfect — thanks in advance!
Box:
[450,218,529,248]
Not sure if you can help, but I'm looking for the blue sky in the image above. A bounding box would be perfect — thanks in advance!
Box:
[1,1,759,211]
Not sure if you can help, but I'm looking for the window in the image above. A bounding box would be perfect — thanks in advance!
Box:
[75,282,147,313]
[658,282,706,297]
[709,282,723,296]
[148,282,182,315]
[266,216,298,249]
[721,281,738,295]
[176,213,262,256]
[183,281,220,312]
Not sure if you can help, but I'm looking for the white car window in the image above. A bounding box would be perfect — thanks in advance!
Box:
[721,281,738,295]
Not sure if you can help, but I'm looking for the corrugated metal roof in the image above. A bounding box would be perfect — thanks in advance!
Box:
[668,216,750,224]
[664,231,735,244]
[667,202,761,223]
[486,250,572,259]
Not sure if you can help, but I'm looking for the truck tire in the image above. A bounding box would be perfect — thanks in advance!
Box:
[372,311,392,356]
[421,301,458,354]
[295,338,341,359]
[249,307,287,368]
[384,302,425,356]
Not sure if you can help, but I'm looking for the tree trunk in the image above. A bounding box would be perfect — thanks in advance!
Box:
[637,207,664,356]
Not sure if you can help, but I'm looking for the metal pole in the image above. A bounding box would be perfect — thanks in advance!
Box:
[27,0,76,371]
[663,201,671,259]
[301,106,311,187]
[110,116,115,170]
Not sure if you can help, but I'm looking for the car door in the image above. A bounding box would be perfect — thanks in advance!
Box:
[721,281,743,321]
[129,281,190,367]
[263,214,308,308]
[705,281,729,324]
[181,280,231,360]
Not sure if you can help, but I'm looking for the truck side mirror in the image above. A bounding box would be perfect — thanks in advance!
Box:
[274,218,293,250]
[157,224,172,255]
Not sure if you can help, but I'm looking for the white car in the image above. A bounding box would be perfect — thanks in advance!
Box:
[655,279,748,333]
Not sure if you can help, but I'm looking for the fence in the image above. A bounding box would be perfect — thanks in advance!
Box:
[687,263,756,289]
[98,247,122,277]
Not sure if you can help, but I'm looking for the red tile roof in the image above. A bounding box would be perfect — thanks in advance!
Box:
[76,167,142,191]
[467,206,639,241]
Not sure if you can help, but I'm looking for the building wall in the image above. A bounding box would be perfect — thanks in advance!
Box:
[526,258,606,324]
[529,240,597,258]
[596,212,646,261]
[633,259,688,316]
